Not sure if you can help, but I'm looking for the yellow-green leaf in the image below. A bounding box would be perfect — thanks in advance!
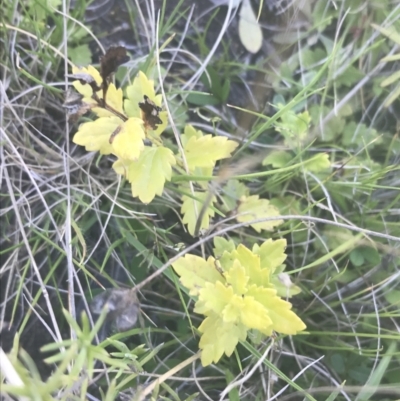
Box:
[198,313,247,366]
[224,260,248,295]
[111,118,145,160]
[237,195,283,233]
[248,285,306,335]
[177,237,305,366]
[230,244,269,287]
[305,153,331,172]
[197,281,233,315]
[222,293,245,323]
[239,296,272,330]
[213,236,236,258]
[183,134,238,170]
[181,191,216,236]
[71,66,126,119]
[72,65,102,98]
[262,150,292,168]
[181,124,202,147]
[93,84,125,118]
[198,314,226,366]
[172,256,223,297]
[124,71,161,118]
[112,158,128,176]
[73,116,122,154]
[124,71,167,134]
[252,238,287,273]
[182,125,238,170]
[276,107,311,145]
[125,146,176,203]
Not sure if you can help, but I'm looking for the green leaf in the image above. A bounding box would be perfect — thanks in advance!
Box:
[330,353,346,374]
[220,179,249,211]
[121,146,176,203]
[237,195,283,233]
[342,122,381,148]
[198,67,230,103]
[384,289,400,306]
[262,150,292,168]
[349,248,364,266]
[304,153,331,172]
[184,394,200,401]
[309,105,346,141]
[201,66,221,92]
[300,47,327,69]
[225,370,240,401]
[275,106,311,145]
[221,79,231,103]
[335,65,364,88]
[68,44,92,67]
[29,0,62,21]
[350,246,381,267]
[312,0,335,31]
[181,191,216,235]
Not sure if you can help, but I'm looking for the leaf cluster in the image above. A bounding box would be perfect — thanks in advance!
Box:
[69,51,286,237]
[173,237,305,366]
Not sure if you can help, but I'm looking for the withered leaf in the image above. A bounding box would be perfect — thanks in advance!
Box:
[138,95,163,130]
[63,88,92,121]
[100,46,130,83]
[67,72,101,92]
[99,46,129,105]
